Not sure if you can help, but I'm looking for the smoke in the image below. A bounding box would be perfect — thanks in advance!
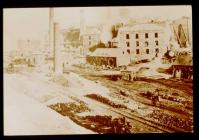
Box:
[100,24,112,44]
[99,8,116,44]
[100,8,129,43]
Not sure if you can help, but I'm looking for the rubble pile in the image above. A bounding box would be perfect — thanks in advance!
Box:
[140,91,155,100]
[49,102,91,115]
[85,94,127,109]
[147,110,193,132]
[159,94,192,109]
[139,91,192,109]
[48,102,132,133]
[81,115,132,133]
[139,91,159,105]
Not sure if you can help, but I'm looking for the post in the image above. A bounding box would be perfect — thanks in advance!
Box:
[49,8,54,71]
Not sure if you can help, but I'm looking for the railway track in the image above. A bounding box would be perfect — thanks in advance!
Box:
[82,96,168,133]
[37,74,167,133]
[20,69,192,133]
[84,94,189,133]
[68,67,193,132]
[69,68,192,116]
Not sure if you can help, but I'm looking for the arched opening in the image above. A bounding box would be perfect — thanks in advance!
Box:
[108,58,116,67]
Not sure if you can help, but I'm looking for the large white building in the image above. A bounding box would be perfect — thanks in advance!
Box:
[87,23,171,68]
[117,23,169,62]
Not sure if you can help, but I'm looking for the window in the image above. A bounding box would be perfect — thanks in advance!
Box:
[145,33,148,38]
[123,51,125,54]
[126,34,130,39]
[145,41,149,47]
[155,33,158,38]
[126,42,130,47]
[127,49,130,54]
[89,36,91,40]
[155,48,159,53]
[136,49,140,54]
[136,41,139,47]
[146,49,149,54]
[155,40,159,46]
[89,41,91,45]
[135,34,139,39]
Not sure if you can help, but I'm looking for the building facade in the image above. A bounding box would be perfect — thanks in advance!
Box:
[86,23,170,68]
[86,48,130,68]
[117,23,169,62]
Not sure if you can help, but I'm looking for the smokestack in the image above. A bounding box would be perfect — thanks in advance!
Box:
[49,8,54,55]
[54,23,62,74]
[80,9,85,37]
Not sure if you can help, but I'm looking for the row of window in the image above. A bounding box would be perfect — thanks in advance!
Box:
[124,48,159,54]
[126,40,159,47]
[126,33,158,39]
[89,32,158,40]
[136,48,159,54]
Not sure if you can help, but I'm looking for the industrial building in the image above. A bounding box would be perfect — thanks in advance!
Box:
[86,23,170,68]
[86,47,130,68]
[117,23,169,62]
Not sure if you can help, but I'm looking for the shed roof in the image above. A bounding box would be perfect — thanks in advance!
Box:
[88,48,122,57]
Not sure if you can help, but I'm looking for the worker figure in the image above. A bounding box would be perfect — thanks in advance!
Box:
[152,89,159,106]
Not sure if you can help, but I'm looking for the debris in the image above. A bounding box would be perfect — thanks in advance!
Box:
[85,94,127,109]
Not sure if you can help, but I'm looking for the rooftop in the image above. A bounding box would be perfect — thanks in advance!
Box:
[118,23,164,32]
[88,48,122,57]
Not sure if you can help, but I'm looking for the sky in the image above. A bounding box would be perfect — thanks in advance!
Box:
[3,6,192,52]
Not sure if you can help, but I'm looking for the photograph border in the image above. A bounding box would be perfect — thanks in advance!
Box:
[1,0,198,140]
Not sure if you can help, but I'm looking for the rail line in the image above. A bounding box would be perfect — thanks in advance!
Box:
[20,68,191,133]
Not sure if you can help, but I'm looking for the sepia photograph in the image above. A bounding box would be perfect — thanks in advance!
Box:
[3,5,193,135]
